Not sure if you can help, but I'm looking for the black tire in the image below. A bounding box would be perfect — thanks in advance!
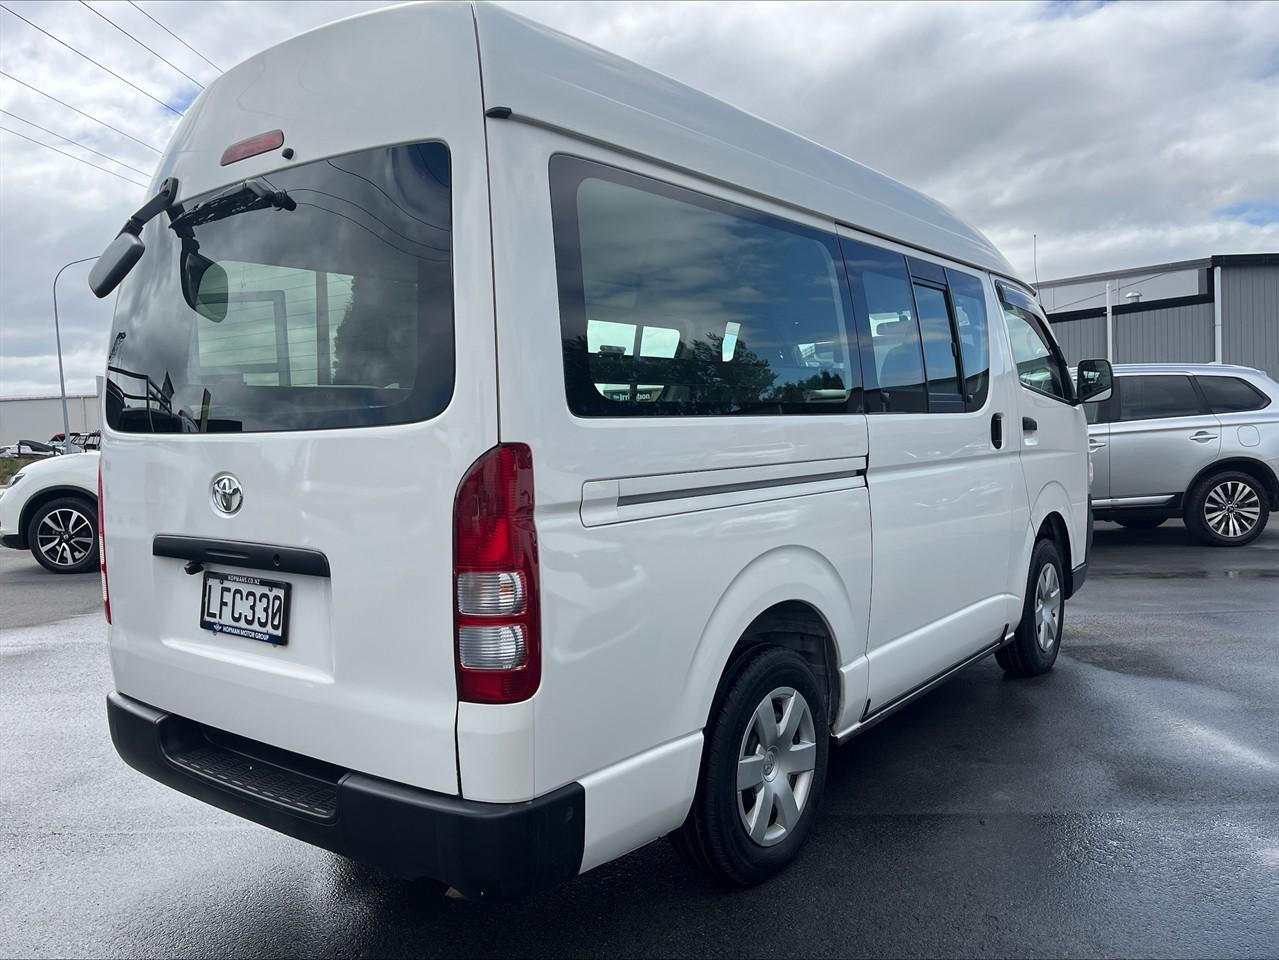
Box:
[1115,516,1167,530]
[1183,470,1270,547]
[996,538,1064,678]
[672,646,829,886]
[26,496,98,574]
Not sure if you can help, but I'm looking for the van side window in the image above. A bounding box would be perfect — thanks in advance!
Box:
[550,156,859,417]
[945,269,990,409]
[912,283,964,411]
[997,282,1072,402]
[841,239,926,413]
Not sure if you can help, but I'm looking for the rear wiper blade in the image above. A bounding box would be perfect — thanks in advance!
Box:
[169,178,296,231]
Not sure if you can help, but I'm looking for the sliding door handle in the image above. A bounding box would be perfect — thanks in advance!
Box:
[990,413,1004,449]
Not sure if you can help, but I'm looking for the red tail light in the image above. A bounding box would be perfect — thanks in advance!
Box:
[98,461,111,623]
[453,444,539,704]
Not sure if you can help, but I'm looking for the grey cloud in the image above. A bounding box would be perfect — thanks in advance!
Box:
[1,0,1275,397]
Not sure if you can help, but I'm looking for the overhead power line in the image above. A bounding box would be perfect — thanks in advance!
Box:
[78,0,204,90]
[0,107,152,177]
[0,70,162,153]
[0,125,148,188]
[0,2,184,116]
[127,0,221,73]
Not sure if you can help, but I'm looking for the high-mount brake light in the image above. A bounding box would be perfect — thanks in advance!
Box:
[453,444,540,704]
[220,130,285,166]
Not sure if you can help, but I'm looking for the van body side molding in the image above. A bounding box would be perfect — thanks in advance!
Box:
[580,457,868,526]
[153,535,331,578]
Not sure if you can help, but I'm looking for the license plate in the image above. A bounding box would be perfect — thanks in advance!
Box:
[200,571,291,645]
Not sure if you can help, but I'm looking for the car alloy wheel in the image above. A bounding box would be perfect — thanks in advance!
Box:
[1203,479,1262,540]
[36,506,95,568]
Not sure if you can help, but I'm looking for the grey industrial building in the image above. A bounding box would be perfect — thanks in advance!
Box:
[1037,253,1279,378]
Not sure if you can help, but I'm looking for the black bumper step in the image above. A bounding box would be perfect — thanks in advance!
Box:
[107,692,585,899]
[168,742,339,820]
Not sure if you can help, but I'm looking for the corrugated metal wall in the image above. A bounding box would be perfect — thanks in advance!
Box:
[1221,266,1279,377]
[1115,302,1214,363]
[1050,314,1106,363]
[1047,263,1277,376]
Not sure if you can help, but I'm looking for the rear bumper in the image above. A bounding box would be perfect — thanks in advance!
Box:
[107,692,584,899]
[1,533,23,550]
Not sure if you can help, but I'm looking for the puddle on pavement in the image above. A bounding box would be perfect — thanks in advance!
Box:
[1097,568,1279,580]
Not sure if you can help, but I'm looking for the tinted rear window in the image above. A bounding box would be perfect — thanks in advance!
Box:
[1196,376,1269,414]
[1118,375,1204,421]
[106,141,453,433]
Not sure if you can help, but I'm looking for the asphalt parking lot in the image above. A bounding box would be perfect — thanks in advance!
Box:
[2,522,1277,959]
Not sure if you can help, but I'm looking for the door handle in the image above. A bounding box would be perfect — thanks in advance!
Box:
[990,413,1004,449]
[1088,439,1107,450]
[1189,431,1218,443]
[1022,416,1038,432]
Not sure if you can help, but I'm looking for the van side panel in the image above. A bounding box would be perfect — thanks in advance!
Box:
[475,120,872,820]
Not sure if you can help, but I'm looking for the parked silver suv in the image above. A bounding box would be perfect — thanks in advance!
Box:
[1086,364,1279,545]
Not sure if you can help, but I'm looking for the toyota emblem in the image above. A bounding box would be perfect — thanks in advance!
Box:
[210,473,243,516]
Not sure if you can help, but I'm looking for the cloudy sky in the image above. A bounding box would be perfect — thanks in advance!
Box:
[1,0,1276,397]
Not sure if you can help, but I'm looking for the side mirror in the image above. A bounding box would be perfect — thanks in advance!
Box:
[180,250,229,322]
[1077,358,1113,404]
[88,233,145,298]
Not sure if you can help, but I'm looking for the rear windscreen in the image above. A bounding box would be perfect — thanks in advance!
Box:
[106,141,453,433]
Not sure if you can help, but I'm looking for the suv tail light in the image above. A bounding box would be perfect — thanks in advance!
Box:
[453,444,540,703]
[98,461,111,623]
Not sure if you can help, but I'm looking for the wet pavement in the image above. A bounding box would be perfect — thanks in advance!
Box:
[2,522,1277,958]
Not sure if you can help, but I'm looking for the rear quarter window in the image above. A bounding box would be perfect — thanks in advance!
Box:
[1196,376,1270,414]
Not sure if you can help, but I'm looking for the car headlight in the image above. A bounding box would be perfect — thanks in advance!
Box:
[4,471,24,490]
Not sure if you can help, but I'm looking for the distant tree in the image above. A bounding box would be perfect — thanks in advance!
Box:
[332,275,416,387]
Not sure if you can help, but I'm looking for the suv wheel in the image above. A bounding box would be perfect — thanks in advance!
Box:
[996,537,1064,678]
[27,497,99,574]
[672,646,829,886]
[1184,471,1269,547]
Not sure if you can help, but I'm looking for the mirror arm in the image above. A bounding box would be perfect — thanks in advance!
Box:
[119,176,181,238]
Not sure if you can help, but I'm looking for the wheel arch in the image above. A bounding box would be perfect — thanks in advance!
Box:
[1022,480,1079,598]
[1187,457,1279,510]
[682,546,859,735]
[18,485,98,546]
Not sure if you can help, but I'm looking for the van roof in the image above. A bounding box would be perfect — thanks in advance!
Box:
[473,2,1019,279]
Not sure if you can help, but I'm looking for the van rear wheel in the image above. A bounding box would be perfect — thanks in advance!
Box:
[995,538,1064,678]
[672,646,829,886]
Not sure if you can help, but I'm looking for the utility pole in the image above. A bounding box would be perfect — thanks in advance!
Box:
[52,257,98,453]
[1105,281,1114,362]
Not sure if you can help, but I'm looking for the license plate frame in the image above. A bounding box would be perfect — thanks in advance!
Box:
[199,570,291,646]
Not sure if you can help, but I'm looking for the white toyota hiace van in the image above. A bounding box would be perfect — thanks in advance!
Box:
[91,1,1112,898]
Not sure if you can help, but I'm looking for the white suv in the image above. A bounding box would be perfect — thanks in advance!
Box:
[1087,364,1278,545]
[0,452,101,573]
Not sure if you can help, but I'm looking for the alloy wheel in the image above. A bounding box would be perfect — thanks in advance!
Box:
[36,507,94,568]
[1203,480,1261,540]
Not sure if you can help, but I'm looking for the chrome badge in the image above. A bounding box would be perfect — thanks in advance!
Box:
[210,473,244,516]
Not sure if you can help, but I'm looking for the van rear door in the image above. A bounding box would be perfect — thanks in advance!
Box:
[100,2,495,796]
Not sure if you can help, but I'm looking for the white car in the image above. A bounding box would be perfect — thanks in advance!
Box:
[89,2,1109,898]
[0,451,100,573]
